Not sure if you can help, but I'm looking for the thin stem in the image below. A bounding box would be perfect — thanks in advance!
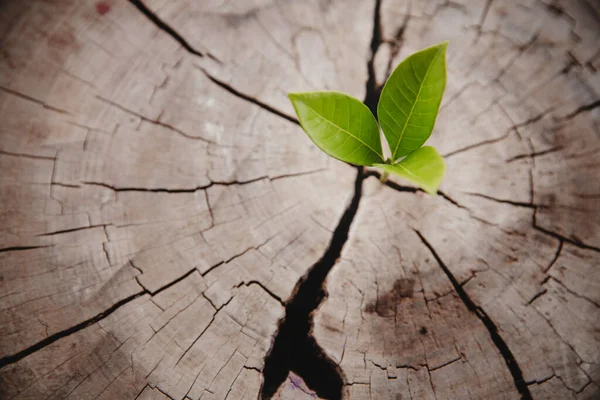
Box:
[380,170,389,183]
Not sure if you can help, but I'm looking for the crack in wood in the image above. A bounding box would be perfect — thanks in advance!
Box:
[429,356,463,372]
[0,85,69,114]
[367,170,477,216]
[74,169,324,194]
[238,281,285,306]
[527,288,548,305]
[96,95,219,145]
[543,240,563,274]
[474,0,494,42]
[154,385,177,400]
[367,168,597,270]
[465,192,539,209]
[440,81,477,111]
[364,0,383,117]
[175,295,233,368]
[546,276,600,309]
[526,305,593,391]
[0,245,52,254]
[559,99,600,121]
[384,10,411,80]
[143,268,201,296]
[526,373,556,386]
[0,291,146,369]
[35,224,107,237]
[493,32,539,84]
[133,383,151,400]
[533,212,600,253]
[260,168,363,399]
[437,190,470,210]
[365,170,419,192]
[414,230,533,400]
[81,178,266,193]
[513,107,555,129]
[0,263,215,370]
[127,0,219,63]
[572,378,593,394]
[506,146,564,163]
[0,150,55,161]
[196,66,299,125]
[2,1,596,398]
[442,131,511,158]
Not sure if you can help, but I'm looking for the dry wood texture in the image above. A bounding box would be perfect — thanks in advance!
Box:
[0,0,598,399]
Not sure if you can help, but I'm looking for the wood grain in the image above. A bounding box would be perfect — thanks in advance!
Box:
[0,0,598,399]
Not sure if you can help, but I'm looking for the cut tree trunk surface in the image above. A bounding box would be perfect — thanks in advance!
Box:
[0,0,599,399]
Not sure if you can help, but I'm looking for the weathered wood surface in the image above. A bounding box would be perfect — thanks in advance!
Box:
[0,0,598,399]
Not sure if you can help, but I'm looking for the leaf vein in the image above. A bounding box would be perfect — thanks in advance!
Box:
[381,101,405,130]
[409,58,423,84]
[306,104,383,160]
[385,93,409,118]
[398,75,417,96]
[392,48,443,159]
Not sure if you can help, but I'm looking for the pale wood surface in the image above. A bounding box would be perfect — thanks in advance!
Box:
[0,0,598,399]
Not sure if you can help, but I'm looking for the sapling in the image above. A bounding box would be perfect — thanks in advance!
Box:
[288,41,448,194]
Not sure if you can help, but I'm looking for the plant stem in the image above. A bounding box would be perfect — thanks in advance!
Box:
[380,170,389,183]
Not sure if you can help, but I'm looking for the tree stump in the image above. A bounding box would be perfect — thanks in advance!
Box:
[0,0,598,399]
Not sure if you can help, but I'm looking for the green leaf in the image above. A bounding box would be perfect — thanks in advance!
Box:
[288,91,384,166]
[374,146,445,194]
[378,41,448,161]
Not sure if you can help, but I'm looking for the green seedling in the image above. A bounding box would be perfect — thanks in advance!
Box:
[288,41,448,194]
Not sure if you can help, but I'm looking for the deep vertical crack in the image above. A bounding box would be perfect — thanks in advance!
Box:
[414,230,533,400]
[261,2,385,396]
[384,7,411,79]
[260,168,363,399]
[364,0,384,116]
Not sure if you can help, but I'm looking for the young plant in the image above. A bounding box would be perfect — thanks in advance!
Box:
[288,41,448,194]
